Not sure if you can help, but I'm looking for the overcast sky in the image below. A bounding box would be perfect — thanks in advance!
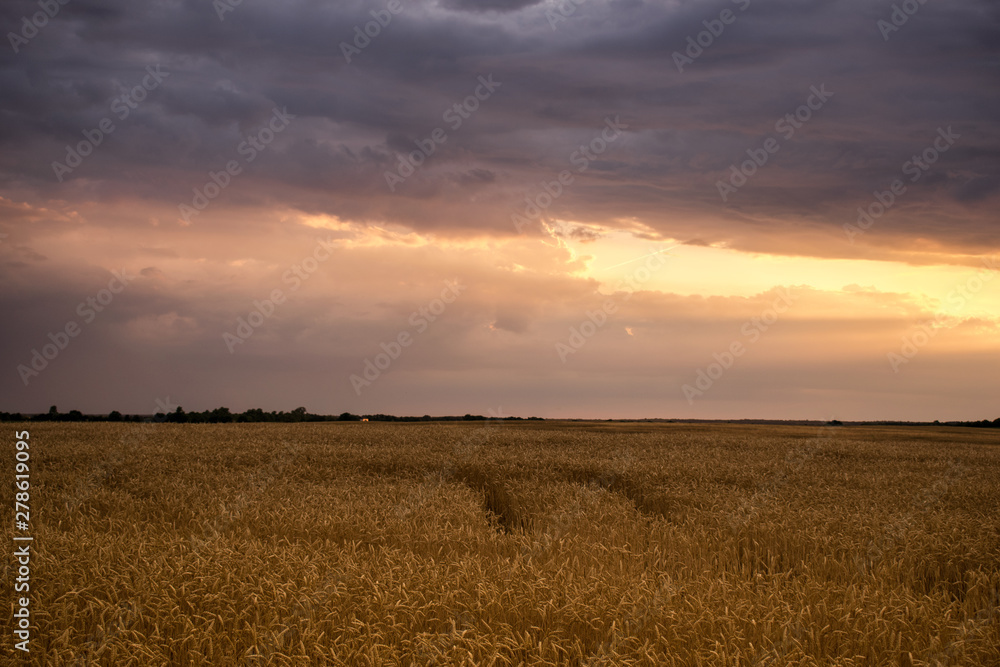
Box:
[1,0,998,419]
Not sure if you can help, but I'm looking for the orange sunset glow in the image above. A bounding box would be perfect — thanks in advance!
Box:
[1,0,998,420]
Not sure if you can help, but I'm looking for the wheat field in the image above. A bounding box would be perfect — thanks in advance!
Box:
[6,421,999,666]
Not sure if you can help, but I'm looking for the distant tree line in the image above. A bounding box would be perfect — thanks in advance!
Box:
[870,418,1000,429]
[1,407,996,427]
[942,418,1000,429]
[0,406,543,423]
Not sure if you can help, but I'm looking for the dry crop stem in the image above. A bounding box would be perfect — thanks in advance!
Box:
[3,421,998,665]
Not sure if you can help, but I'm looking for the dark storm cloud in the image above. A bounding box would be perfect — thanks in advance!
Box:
[0,0,998,254]
[440,0,545,13]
